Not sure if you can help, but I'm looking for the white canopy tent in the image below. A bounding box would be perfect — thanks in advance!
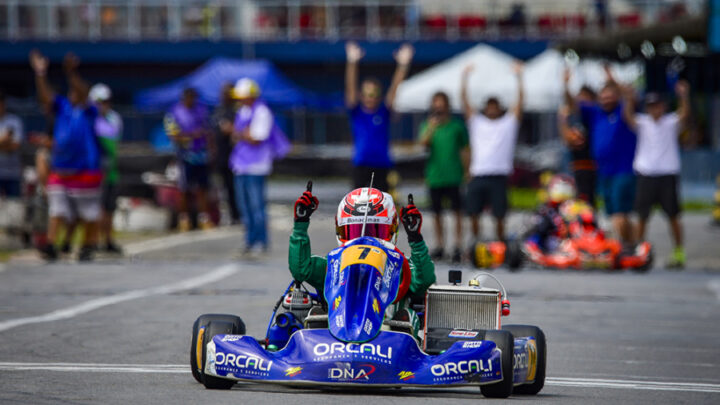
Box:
[394,46,644,113]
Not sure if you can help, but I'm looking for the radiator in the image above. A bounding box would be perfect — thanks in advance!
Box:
[424,285,501,331]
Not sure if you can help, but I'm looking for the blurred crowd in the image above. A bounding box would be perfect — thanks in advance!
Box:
[0,41,696,268]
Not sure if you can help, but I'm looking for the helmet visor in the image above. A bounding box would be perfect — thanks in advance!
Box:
[339,223,393,242]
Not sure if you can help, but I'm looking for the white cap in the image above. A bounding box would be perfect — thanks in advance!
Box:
[231,78,260,100]
[89,83,112,102]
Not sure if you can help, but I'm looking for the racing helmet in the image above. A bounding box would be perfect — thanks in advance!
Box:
[336,187,398,245]
[547,174,576,205]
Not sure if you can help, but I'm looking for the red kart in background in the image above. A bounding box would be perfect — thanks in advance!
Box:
[472,203,653,272]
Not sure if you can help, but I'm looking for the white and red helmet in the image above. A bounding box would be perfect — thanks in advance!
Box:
[336,187,398,245]
[547,174,576,205]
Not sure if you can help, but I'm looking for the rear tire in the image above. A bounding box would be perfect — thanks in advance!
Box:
[480,330,514,398]
[190,314,245,386]
[506,240,523,271]
[503,325,546,395]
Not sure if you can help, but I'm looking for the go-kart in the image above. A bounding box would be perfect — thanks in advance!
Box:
[472,216,653,272]
[190,237,546,398]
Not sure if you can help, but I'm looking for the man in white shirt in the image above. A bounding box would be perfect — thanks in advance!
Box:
[461,62,524,241]
[622,81,690,268]
[0,89,24,198]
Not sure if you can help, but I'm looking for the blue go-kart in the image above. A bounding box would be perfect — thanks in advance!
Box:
[190,236,546,398]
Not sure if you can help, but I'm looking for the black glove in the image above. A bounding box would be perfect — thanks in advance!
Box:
[400,194,423,243]
[294,181,319,222]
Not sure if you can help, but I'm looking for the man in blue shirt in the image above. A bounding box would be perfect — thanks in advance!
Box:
[30,50,103,261]
[567,71,637,245]
[345,42,414,192]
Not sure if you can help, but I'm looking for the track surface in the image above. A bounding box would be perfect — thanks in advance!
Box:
[1,208,719,404]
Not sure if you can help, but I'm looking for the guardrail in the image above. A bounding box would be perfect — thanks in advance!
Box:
[0,0,707,42]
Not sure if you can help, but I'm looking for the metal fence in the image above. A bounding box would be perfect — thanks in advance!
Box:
[0,0,707,42]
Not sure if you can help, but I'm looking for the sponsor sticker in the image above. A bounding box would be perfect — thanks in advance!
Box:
[363,318,373,335]
[448,330,479,338]
[328,363,376,381]
[398,371,415,381]
[333,296,342,310]
[285,366,302,377]
[462,341,483,348]
[372,299,380,314]
[221,335,242,342]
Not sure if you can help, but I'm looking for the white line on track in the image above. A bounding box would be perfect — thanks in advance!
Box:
[0,362,718,393]
[547,377,720,393]
[123,227,243,256]
[0,262,242,333]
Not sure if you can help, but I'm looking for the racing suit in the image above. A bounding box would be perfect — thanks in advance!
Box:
[525,204,568,253]
[288,221,436,298]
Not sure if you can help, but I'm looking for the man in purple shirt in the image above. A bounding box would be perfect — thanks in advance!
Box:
[164,88,214,231]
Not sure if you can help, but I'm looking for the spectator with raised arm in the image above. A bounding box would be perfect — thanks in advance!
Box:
[565,65,637,245]
[0,89,24,199]
[418,91,469,263]
[30,50,102,261]
[461,62,524,242]
[622,81,691,268]
[345,41,414,191]
[559,68,598,206]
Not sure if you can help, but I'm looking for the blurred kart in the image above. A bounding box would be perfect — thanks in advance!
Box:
[190,237,546,398]
[472,202,653,272]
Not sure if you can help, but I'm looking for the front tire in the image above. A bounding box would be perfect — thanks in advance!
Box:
[190,314,245,386]
[503,324,546,395]
[505,240,524,271]
[480,330,514,398]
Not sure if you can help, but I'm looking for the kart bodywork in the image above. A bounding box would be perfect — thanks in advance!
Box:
[192,237,546,397]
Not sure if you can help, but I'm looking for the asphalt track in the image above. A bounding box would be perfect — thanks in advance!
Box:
[1,208,719,404]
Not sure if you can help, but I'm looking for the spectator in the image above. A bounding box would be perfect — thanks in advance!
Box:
[29,50,102,261]
[623,81,691,268]
[418,91,469,263]
[461,62,524,242]
[566,67,637,245]
[0,89,24,199]
[89,83,123,254]
[559,70,598,206]
[345,41,414,191]
[211,83,241,224]
[164,87,214,232]
[229,78,290,255]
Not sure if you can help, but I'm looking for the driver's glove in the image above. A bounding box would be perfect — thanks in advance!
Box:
[400,199,423,243]
[294,190,319,222]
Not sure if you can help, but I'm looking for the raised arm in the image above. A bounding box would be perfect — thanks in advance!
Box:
[29,50,54,111]
[461,64,474,121]
[512,61,524,120]
[63,52,89,104]
[563,67,576,111]
[621,85,637,130]
[674,80,691,124]
[344,41,364,109]
[385,43,414,110]
[603,63,618,87]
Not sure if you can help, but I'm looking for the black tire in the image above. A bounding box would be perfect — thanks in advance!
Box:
[506,240,523,271]
[190,314,245,385]
[480,330,514,398]
[503,324,546,395]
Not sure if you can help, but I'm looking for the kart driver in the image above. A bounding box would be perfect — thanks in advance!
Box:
[288,185,436,326]
[525,174,594,254]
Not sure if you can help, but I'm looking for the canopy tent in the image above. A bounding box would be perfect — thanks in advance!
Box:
[394,45,644,113]
[134,57,338,111]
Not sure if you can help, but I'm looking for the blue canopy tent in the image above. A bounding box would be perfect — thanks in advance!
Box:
[134,57,339,111]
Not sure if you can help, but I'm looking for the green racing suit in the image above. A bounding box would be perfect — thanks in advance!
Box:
[288,221,436,298]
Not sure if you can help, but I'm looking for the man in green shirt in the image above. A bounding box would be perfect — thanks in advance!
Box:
[90,83,123,254]
[419,91,469,263]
